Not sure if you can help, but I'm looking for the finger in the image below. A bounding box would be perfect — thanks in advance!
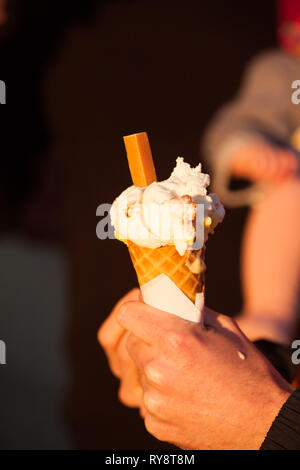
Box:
[117,300,186,345]
[288,151,299,174]
[261,149,296,182]
[126,333,154,370]
[118,332,143,387]
[143,412,177,444]
[116,332,144,407]
[139,371,150,391]
[278,151,298,179]
[104,330,134,378]
[105,347,122,378]
[255,147,270,180]
[247,146,267,180]
[142,386,183,424]
[272,151,291,181]
[98,288,140,350]
[253,146,285,182]
[98,289,140,376]
[102,329,127,378]
[118,380,143,408]
[139,404,147,418]
[203,307,242,335]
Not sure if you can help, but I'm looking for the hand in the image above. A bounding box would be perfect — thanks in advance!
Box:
[117,301,294,450]
[98,288,143,409]
[229,143,298,183]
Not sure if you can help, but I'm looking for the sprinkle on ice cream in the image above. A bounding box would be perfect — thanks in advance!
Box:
[110,157,225,255]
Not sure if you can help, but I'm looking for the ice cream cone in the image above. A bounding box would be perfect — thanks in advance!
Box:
[127,241,205,304]
[111,133,224,317]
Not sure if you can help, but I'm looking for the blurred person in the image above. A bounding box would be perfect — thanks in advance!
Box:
[99,292,300,450]
[203,0,300,353]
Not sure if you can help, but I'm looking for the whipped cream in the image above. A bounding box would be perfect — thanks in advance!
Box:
[110,157,225,255]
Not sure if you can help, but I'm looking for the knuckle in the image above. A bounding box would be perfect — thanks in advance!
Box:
[118,384,139,408]
[117,303,128,320]
[129,287,140,298]
[144,414,166,441]
[109,362,121,379]
[143,390,163,415]
[114,289,137,313]
[118,385,127,404]
[97,325,112,349]
[219,314,237,329]
[139,405,147,419]
[144,362,164,386]
[165,330,186,352]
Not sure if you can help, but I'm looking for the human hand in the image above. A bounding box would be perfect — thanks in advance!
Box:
[229,142,298,183]
[98,288,143,409]
[117,301,294,450]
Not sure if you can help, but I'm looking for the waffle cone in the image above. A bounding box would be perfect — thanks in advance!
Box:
[127,241,205,303]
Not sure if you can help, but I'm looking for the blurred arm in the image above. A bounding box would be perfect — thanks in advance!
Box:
[203,50,299,206]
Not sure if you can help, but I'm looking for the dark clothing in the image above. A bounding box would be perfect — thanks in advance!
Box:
[261,388,300,450]
[253,341,300,449]
[253,340,298,384]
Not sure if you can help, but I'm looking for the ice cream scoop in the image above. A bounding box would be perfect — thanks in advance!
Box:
[111,156,224,255]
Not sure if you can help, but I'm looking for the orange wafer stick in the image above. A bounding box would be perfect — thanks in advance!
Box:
[123,132,157,187]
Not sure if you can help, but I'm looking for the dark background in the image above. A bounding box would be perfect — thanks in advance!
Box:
[0,0,276,449]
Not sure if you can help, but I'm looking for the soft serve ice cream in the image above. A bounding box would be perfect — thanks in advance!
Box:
[110,157,225,255]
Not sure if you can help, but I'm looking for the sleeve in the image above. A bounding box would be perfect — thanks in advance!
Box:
[202,50,296,207]
[260,388,300,450]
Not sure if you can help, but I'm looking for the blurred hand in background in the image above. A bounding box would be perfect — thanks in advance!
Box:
[229,142,298,183]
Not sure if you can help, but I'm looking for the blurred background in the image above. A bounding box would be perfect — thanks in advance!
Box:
[0,0,277,449]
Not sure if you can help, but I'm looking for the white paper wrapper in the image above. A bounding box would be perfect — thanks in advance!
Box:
[141,273,204,323]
